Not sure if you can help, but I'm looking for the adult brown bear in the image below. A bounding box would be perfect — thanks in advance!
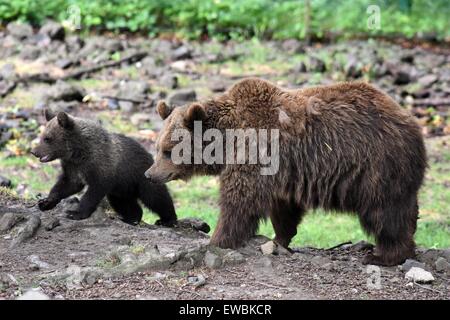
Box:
[146,78,427,266]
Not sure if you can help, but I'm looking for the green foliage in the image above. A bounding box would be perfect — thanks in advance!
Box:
[0,0,448,39]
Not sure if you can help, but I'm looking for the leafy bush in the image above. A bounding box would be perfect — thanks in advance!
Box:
[0,0,448,39]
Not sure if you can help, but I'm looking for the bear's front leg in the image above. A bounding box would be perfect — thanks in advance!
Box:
[210,173,267,249]
[66,186,106,220]
[39,173,84,211]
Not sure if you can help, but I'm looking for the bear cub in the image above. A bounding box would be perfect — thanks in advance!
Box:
[31,109,177,226]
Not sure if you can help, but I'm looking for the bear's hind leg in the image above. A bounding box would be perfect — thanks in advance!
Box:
[270,199,304,249]
[362,197,418,266]
[107,195,143,225]
[138,181,177,227]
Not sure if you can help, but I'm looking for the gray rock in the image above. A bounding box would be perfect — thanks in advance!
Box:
[172,46,192,60]
[160,73,178,89]
[107,98,120,110]
[204,251,222,269]
[261,241,276,255]
[222,251,245,264]
[0,213,24,233]
[168,89,197,106]
[44,217,60,231]
[55,58,74,69]
[405,267,435,283]
[308,57,326,73]
[418,74,438,88]
[0,175,12,188]
[177,218,210,233]
[293,62,307,73]
[254,256,273,273]
[10,214,41,248]
[7,22,33,39]
[118,80,150,101]
[281,39,305,54]
[20,46,41,60]
[435,257,450,273]
[118,101,136,113]
[0,81,17,97]
[0,63,16,80]
[311,255,332,267]
[104,39,124,53]
[441,249,450,262]
[17,289,50,300]
[28,255,50,269]
[401,259,426,272]
[210,81,226,92]
[393,70,411,85]
[46,81,85,102]
[39,20,65,41]
[130,113,152,127]
[187,274,206,287]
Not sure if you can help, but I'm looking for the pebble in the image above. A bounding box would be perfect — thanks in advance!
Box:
[405,267,435,283]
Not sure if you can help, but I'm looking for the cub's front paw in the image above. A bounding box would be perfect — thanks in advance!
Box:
[38,198,58,211]
[155,219,177,228]
[66,209,89,221]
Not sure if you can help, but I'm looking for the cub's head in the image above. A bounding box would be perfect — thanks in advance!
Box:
[31,109,76,163]
[145,100,206,183]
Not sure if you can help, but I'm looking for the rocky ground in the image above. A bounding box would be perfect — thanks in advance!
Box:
[0,21,449,300]
[0,193,449,300]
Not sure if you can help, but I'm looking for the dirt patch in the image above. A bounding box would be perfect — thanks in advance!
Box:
[0,196,448,300]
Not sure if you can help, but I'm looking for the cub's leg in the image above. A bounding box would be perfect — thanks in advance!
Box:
[139,181,177,227]
[66,186,106,220]
[39,172,84,211]
[107,195,143,225]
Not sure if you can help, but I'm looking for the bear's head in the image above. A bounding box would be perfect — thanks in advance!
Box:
[31,109,76,163]
[145,100,208,183]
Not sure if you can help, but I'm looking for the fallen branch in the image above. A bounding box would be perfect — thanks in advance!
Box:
[18,51,148,85]
[413,282,444,294]
[326,241,353,251]
[102,95,147,104]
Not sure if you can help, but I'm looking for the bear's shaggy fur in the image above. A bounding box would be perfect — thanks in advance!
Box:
[147,78,427,266]
[31,110,177,226]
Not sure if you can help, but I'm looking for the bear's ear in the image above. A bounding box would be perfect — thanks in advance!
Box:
[184,103,206,128]
[44,108,56,121]
[57,112,74,129]
[156,101,174,120]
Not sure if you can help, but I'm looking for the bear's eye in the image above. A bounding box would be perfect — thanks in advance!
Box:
[163,150,172,159]
[43,137,52,143]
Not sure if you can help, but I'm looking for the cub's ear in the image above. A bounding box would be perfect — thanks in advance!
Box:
[184,103,206,128]
[44,108,56,121]
[156,101,174,120]
[57,112,74,129]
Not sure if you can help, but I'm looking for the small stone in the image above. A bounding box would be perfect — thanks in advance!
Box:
[172,46,192,60]
[28,263,40,271]
[160,73,178,89]
[55,58,74,69]
[118,101,136,113]
[38,20,65,41]
[418,74,438,88]
[435,257,450,273]
[177,218,210,233]
[0,176,12,188]
[187,274,206,288]
[44,217,60,231]
[405,267,435,283]
[222,251,245,264]
[6,22,33,39]
[130,113,152,126]
[401,259,426,272]
[311,255,332,267]
[204,251,222,269]
[394,70,411,85]
[0,212,22,233]
[17,289,50,300]
[261,241,276,255]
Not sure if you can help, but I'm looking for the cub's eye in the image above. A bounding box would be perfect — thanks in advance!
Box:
[43,137,52,143]
[163,150,172,159]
